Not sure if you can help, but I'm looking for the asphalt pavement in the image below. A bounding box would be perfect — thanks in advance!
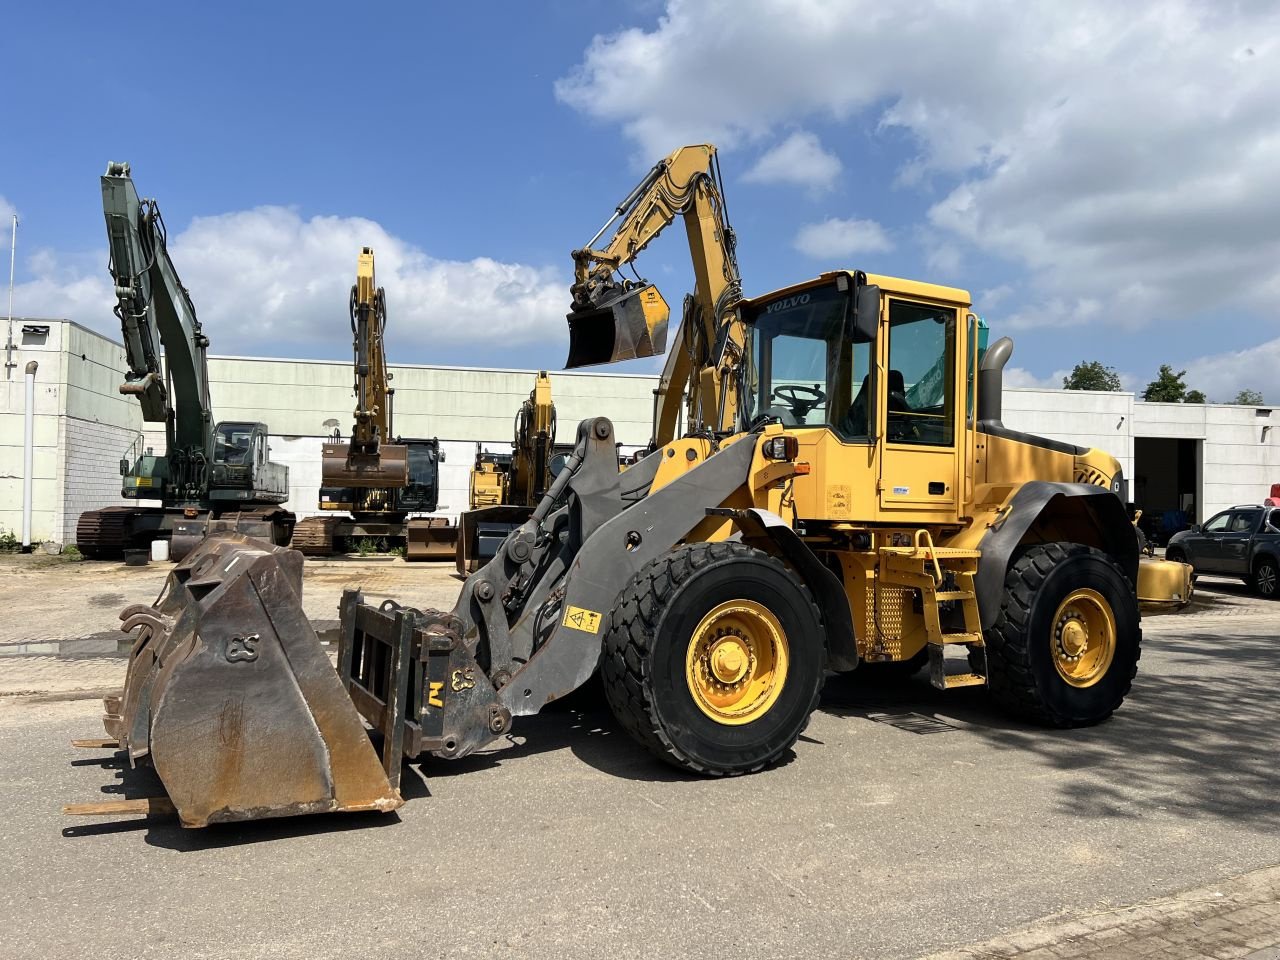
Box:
[0,557,1276,959]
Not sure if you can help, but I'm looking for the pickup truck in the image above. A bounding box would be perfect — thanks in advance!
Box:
[1166,504,1280,599]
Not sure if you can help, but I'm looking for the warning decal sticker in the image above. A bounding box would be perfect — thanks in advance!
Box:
[563,605,603,634]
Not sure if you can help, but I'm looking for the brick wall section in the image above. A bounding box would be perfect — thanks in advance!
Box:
[57,417,142,544]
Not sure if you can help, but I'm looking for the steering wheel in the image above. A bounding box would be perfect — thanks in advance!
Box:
[772,384,827,418]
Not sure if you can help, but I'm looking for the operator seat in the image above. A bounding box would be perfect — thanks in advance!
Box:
[842,370,909,437]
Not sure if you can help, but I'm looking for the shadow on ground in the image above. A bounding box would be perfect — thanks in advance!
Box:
[821,628,1280,834]
[60,620,1277,849]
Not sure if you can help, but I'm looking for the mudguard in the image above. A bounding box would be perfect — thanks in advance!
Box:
[975,482,1139,626]
[731,507,859,672]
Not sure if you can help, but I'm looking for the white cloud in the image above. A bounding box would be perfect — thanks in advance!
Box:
[9,207,567,357]
[742,132,842,191]
[1003,366,1063,390]
[794,217,892,259]
[0,196,16,225]
[978,284,1014,310]
[558,1,1280,336]
[1184,337,1279,403]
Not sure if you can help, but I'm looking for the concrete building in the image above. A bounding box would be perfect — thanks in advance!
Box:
[3,319,1278,546]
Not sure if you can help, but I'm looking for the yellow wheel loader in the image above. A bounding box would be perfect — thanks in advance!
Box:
[75,269,1152,826]
[69,145,1187,828]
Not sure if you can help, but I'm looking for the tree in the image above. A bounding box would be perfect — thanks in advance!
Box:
[1185,389,1207,404]
[1062,360,1122,391]
[1142,365,1191,402]
[1233,388,1264,405]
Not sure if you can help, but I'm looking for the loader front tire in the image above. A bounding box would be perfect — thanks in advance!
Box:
[602,542,824,776]
[984,542,1141,727]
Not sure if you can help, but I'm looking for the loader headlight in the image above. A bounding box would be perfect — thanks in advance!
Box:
[761,435,799,461]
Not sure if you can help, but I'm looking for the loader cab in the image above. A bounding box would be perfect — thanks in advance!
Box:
[740,271,972,524]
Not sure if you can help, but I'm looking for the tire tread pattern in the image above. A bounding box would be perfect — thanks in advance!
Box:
[984,542,1141,727]
[601,541,822,775]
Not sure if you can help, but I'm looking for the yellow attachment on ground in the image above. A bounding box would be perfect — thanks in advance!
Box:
[1137,558,1194,609]
[1051,588,1117,687]
[685,599,789,725]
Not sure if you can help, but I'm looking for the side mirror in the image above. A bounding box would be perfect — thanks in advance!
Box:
[1189,524,1201,533]
[853,283,880,342]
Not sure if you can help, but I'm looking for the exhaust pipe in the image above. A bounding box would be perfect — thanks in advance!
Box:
[977,336,1013,425]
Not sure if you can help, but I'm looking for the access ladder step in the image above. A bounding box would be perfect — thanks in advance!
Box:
[929,632,983,646]
[934,591,975,602]
[938,672,986,690]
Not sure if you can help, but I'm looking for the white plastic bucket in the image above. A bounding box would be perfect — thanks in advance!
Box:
[150,539,170,562]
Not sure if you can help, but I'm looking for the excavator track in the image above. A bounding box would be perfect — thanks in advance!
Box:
[291,516,343,555]
[75,506,138,559]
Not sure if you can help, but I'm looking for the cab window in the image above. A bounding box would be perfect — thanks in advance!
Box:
[1203,513,1231,532]
[885,299,956,446]
[741,281,873,442]
[1229,510,1261,533]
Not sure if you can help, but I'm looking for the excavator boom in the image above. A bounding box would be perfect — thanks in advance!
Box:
[323,247,409,487]
[564,144,745,444]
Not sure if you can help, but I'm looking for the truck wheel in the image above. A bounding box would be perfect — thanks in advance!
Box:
[602,542,825,775]
[1250,556,1279,599]
[984,542,1140,727]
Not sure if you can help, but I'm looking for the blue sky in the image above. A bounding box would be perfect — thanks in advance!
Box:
[3,1,1278,400]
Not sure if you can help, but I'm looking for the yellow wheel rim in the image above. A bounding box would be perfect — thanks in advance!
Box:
[1051,588,1116,688]
[685,599,789,725]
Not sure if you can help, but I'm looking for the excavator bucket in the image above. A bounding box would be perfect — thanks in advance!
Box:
[565,282,669,368]
[80,535,402,827]
[321,441,410,488]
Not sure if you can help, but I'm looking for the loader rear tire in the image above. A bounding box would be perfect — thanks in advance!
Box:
[602,542,824,776]
[984,542,1140,727]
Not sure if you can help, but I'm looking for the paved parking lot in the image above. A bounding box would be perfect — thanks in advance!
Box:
[0,553,1276,959]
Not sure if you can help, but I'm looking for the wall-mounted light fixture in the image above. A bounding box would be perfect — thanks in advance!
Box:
[1116,415,1126,430]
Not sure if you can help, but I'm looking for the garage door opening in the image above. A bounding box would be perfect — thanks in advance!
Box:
[1134,437,1201,545]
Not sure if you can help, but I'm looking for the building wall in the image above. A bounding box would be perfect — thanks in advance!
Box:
[57,324,150,542]
[1131,401,1280,519]
[0,333,61,543]
[1002,388,1135,477]
[9,318,1280,543]
[1,320,147,545]
[204,356,658,446]
[201,356,659,522]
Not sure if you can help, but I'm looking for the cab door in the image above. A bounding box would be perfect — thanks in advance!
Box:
[876,296,963,522]
[1220,509,1262,575]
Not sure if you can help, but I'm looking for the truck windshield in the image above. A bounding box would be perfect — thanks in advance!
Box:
[740,282,872,441]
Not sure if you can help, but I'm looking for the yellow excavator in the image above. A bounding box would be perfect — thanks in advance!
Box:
[70,144,1191,829]
[456,371,566,573]
[566,143,744,444]
[291,248,454,560]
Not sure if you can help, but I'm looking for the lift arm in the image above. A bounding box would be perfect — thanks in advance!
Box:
[565,144,745,444]
[102,162,213,462]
